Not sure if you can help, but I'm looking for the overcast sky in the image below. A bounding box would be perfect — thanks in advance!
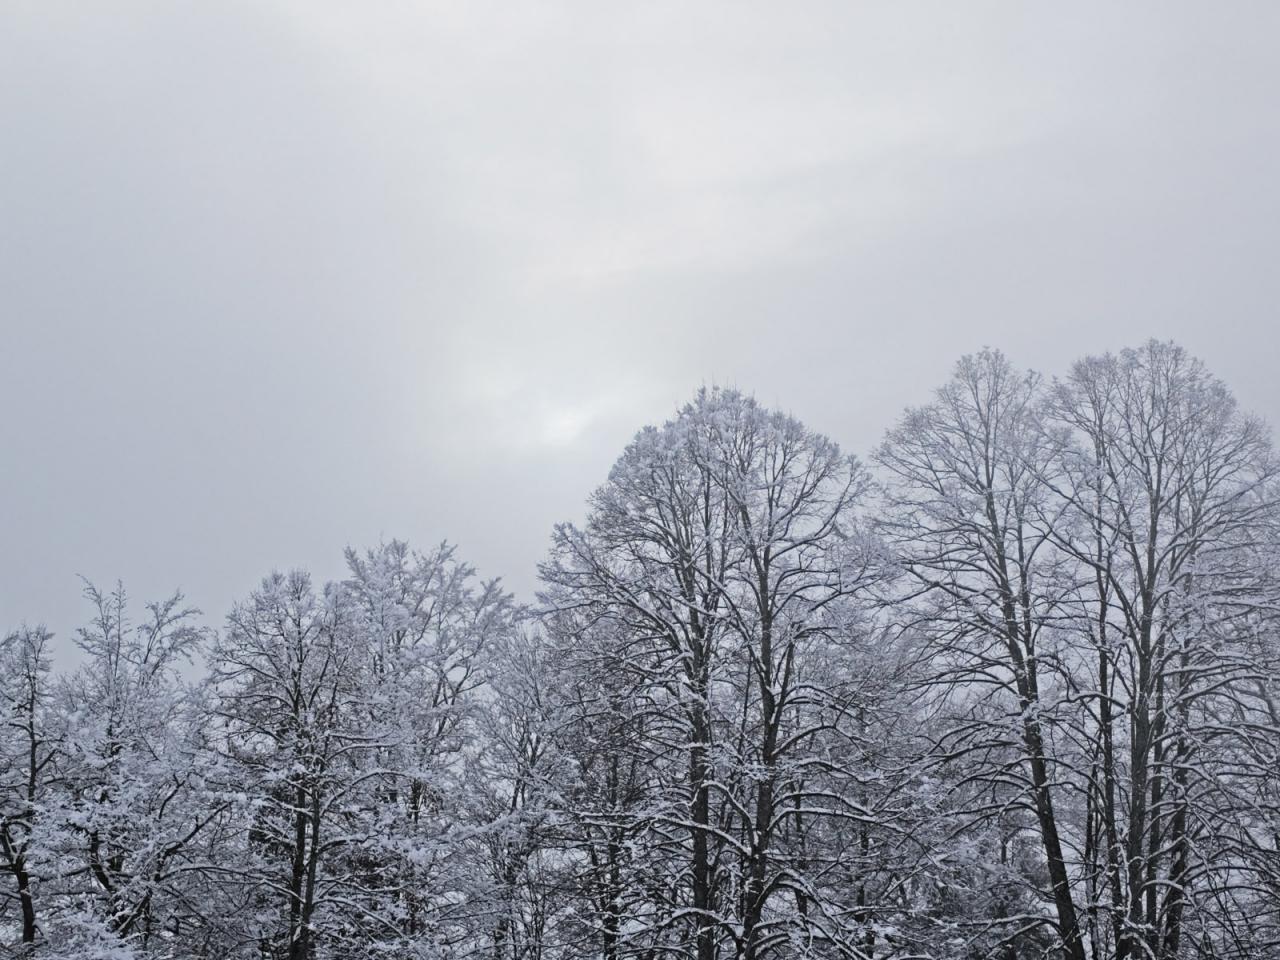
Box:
[3,2,1278,662]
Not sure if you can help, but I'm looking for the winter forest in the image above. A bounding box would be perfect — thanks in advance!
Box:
[5,340,1280,960]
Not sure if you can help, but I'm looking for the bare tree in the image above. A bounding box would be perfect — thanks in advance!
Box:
[0,626,58,948]
[341,540,515,954]
[876,349,1088,960]
[544,388,892,960]
[57,583,218,951]
[206,571,369,960]
[878,343,1280,960]
[1041,341,1280,959]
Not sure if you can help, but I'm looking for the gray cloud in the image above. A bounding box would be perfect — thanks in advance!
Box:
[3,1,1278,661]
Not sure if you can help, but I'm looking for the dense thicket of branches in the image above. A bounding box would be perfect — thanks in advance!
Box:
[4,341,1278,960]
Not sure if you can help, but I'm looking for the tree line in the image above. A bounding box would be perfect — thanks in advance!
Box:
[4,340,1279,959]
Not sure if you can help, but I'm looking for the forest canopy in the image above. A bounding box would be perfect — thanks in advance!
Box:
[3,340,1279,960]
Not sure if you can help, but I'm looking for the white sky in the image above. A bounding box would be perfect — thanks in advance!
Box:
[3,2,1278,662]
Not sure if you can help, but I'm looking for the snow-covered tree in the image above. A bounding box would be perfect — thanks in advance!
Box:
[203,570,372,960]
[55,582,214,952]
[5,340,1278,960]
[340,539,517,956]
[543,387,904,959]
[1042,341,1280,959]
[0,625,59,949]
[878,343,1280,959]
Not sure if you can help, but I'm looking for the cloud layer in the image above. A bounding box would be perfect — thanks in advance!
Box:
[3,2,1278,657]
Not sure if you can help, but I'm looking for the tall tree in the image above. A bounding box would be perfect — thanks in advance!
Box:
[543,387,891,960]
[878,343,1280,959]
[1042,341,1280,958]
[341,539,516,955]
[59,582,215,952]
[205,570,367,960]
[876,349,1087,959]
